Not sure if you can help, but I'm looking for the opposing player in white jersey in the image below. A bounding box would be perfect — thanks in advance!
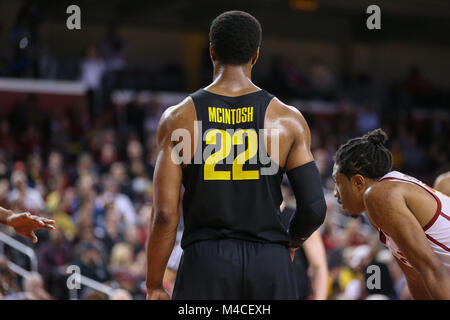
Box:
[434,171,450,196]
[332,129,450,299]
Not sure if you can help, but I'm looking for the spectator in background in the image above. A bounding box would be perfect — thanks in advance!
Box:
[74,227,108,262]
[27,153,44,190]
[4,272,52,300]
[356,103,380,134]
[48,113,72,153]
[109,242,134,275]
[99,143,117,175]
[99,205,124,256]
[127,139,144,179]
[9,170,45,213]
[80,45,106,121]
[406,66,432,107]
[143,96,163,135]
[76,242,110,285]
[71,175,97,228]
[308,57,335,100]
[110,161,133,199]
[0,120,18,155]
[72,152,98,185]
[125,94,146,143]
[0,257,20,299]
[21,125,44,156]
[111,288,132,300]
[124,224,145,256]
[44,151,65,184]
[37,228,72,300]
[46,182,76,241]
[96,176,136,226]
[0,179,10,208]
[99,23,126,73]
[333,246,367,300]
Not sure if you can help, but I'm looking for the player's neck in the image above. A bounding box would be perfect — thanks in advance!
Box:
[207,64,258,95]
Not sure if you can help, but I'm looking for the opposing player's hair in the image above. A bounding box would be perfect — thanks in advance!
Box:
[334,128,393,180]
[209,10,262,65]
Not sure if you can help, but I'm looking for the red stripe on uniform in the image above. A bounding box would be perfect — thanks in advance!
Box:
[426,234,450,253]
[379,230,387,245]
[440,211,450,222]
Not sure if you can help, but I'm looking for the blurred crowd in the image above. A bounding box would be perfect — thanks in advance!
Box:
[0,85,447,300]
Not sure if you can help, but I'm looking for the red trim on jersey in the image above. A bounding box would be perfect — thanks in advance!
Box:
[440,211,450,222]
[379,176,442,232]
[379,230,387,245]
[426,234,450,253]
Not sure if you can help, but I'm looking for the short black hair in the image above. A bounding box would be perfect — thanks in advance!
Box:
[334,129,393,180]
[209,10,262,65]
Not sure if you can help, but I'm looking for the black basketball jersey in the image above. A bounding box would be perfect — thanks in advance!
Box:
[180,88,290,249]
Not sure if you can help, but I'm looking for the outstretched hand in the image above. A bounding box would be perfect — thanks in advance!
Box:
[7,212,56,243]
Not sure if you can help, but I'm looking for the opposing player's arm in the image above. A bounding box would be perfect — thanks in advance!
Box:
[303,230,329,300]
[364,183,450,299]
[393,256,432,300]
[146,105,183,299]
[0,206,55,243]
[0,206,14,225]
[282,103,326,248]
[433,171,450,196]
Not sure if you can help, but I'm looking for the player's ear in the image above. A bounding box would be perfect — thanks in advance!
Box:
[351,174,366,191]
[210,45,216,62]
[251,47,260,66]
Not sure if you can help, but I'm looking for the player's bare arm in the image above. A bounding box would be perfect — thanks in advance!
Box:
[302,230,329,300]
[0,206,55,243]
[364,182,450,299]
[145,99,194,300]
[265,98,313,170]
[393,256,432,299]
[267,99,327,251]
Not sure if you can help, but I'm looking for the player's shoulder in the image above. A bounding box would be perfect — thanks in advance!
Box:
[266,97,309,132]
[436,171,450,180]
[434,171,450,195]
[364,178,405,212]
[156,96,195,144]
[159,96,195,129]
[268,96,303,118]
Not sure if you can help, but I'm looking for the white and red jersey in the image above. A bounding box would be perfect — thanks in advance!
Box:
[377,171,450,271]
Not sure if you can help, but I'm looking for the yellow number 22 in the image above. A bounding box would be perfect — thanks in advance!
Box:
[204,129,259,181]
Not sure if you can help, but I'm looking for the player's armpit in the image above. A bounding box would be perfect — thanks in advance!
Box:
[364,184,450,299]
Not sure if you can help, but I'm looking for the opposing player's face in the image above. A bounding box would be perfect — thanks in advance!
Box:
[332,164,366,216]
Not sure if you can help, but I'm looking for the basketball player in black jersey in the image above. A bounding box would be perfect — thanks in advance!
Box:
[146,10,327,300]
